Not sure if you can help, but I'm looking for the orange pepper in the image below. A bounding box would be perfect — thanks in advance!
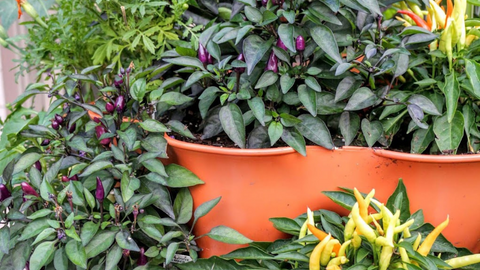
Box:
[307,224,341,255]
[16,0,22,18]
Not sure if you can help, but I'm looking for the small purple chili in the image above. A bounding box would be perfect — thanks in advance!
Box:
[74,93,81,101]
[120,67,125,75]
[276,39,288,51]
[137,247,147,266]
[114,95,126,113]
[105,102,115,113]
[34,161,42,172]
[114,78,123,88]
[57,229,66,240]
[262,0,268,6]
[95,125,111,146]
[69,123,76,133]
[207,53,214,65]
[265,52,279,73]
[54,114,64,125]
[235,54,246,74]
[40,139,50,146]
[70,174,79,181]
[296,35,305,51]
[198,44,209,65]
[0,184,11,202]
[21,182,39,197]
[61,176,70,182]
[96,177,104,203]
[52,120,60,130]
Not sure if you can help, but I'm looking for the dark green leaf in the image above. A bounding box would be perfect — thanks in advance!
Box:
[173,188,193,224]
[268,121,283,146]
[442,72,460,123]
[296,115,334,149]
[29,241,57,270]
[310,25,342,63]
[243,35,273,75]
[115,230,140,252]
[278,24,296,52]
[344,87,378,111]
[281,127,306,156]
[165,164,204,187]
[139,119,171,132]
[207,226,253,244]
[339,111,360,146]
[85,230,116,258]
[361,119,383,147]
[219,103,246,148]
[433,112,464,153]
[193,196,221,228]
[65,240,87,268]
[130,78,147,101]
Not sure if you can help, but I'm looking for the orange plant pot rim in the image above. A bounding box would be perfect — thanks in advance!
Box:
[165,135,371,157]
[373,148,480,163]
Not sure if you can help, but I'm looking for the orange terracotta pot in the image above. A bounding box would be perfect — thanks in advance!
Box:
[165,136,480,258]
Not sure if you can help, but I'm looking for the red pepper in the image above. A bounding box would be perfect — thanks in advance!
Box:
[398,10,431,31]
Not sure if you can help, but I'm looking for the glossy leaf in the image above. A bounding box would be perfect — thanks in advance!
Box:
[344,87,378,111]
[268,121,283,146]
[310,25,342,63]
[278,24,296,52]
[165,164,204,188]
[464,59,480,99]
[442,72,460,123]
[29,241,56,270]
[65,239,87,268]
[408,94,442,116]
[247,97,266,126]
[85,230,116,258]
[361,119,383,147]
[433,112,464,153]
[243,35,273,75]
[296,115,334,149]
[255,71,279,89]
[219,103,246,148]
[339,112,360,146]
[281,127,306,156]
[192,196,221,228]
[207,226,253,244]
[411,126,434,154]
[173,188,193,224]
[115,230,140,252]
[105,244,122,270]
[298,85,317,116]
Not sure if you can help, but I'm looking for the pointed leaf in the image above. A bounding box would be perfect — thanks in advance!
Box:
[278,24,296,52]
[298,85,317,116]
[296,115,334,149]
[207,225,253,244]
[344,87,378,111]
[310,25,342,63]
[281,127,306,156]
[29,241,57,270]
[65,240,87,268]
[243,35,273,75]
[219,103,246,148]
[433,112,464,153]
[247,97,266,126]
[268,121,283,146]
[193,196,221,228]
[361,119,383,147]
[339,112,360,146]
[442,72,460,123]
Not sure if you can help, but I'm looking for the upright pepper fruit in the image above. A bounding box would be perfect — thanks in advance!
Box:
[417,216,449,256]
[309,234,332,270]
[398,10,431,30]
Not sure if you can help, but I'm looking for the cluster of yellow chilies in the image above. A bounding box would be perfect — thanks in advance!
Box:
[303,188,480,270]
[396,0,474,69]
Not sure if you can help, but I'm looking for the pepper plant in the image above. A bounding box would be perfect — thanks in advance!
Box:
[0,64,251,270]
[384,0,480,154]
[177,179,480,270]
[150,0,443,155]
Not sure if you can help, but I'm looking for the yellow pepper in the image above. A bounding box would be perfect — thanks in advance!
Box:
[445,254,480,268]
[351,203,377,242]
[413,233,422,250]
[344,217,356,241]
[429,0,447,29]
[321,239,340,266]
[417,216,449,256]
[309,234,331,270]
[452,0,466,50]
[338,240,351,257]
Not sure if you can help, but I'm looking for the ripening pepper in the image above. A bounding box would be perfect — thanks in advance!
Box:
[69,123,76,133]
[52,120,60,130]
[198,44,209,65]
[262,0,268,6]
[105,102,115,113]
[296,35,305,51]
[207,53,214,64]
[70,174,79,181]
[137,247,147,266]
[115,95,126,112]
[95,125,111,146]
[276,39,288,51]
[114,78,123,88]
[40,139,50,146]
[0,184,11,202]
[61,176,70,182]
[96,177,105,203]
[34,160,42,172]
[54,114,64,125]
[265,52,278,73]
[235,54,246,74]
[21,182,39,197]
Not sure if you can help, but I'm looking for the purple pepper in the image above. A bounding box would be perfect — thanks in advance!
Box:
[137,247,147,266]
[296,35,305,51]
[114,78,123,88]
[120,67,125,75]
[61,176,70,182]
[265,52,278,73]
[69,123,76,133]
[70,174,79,181]
[54,114,64,125]
[95,125,111,146]
[105,102,115,113]
[0,184,11,202]
[276,39,288,51]
[52,120,60,130]
[96,177,105,203]
[57,229,66,240]
[235,54,246,74]
[74,93,81,101]
[41,139,50,146]
[262,0,268,6]
[34,161,42,172]
[114,95,126,113]
[21,182,39,197]
[207,54,214,65]
[198,44,209,65]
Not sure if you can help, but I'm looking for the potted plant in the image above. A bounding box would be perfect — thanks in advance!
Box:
[139,0,480,257]
[177,180,480,269]
[0,65,252,269]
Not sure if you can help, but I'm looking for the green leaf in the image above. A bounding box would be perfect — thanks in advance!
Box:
[255,71,279,89]
[280,74,295,94]
[65,239,87,268]
[278,24,296,52]
[192,196,221,228]
[296,115,334,149]
[116,231,140,252]
[408,95,442,116]
[269,217,301,234]
[79,161,113,177]
[344,87,378,111]
[165,164,204,187]
[305,77,322,92]
[159,92,193,105]
[322,191,356,210]
[27,209,52,220]
[219,103,246,148]
[29,241,57,270]
[130,78,147,101]
[281,127,306,156]
[361,119,383,147]
[54,248,68,270]
[339,112,360,146]
[13,153,41,175]
[268,121,283,146]
[121,172,135,203]
[464,59,480,99]
[244,6,262,23]
[85,230,116,258]
[298,84,317,116]
[310,25,342,63]
[173,188,193,224]
[411,126,435,154]
[165,242,180,265]
[386,179,411,222]
[118,127,137,151]
[80,221,99,246]
[243,35,273,75]
[18,218,49,241]
[0,227,10,255]
[207,225,253,244]
[164,56,206,71]
[274,252,310,262]
[105,245,123,270]
[142,158,167,177]
[40,178,55,202]
[139,119,170,133]
[442,72,460,123]
[247,97,266,126]
[433,112,464,153]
